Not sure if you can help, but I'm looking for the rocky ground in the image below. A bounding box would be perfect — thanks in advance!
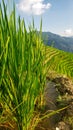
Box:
[35,74,73,130]
[52,76,73,130]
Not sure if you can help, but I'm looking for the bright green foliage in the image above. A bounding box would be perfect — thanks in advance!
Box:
[43,45,73,77]
[0,0,46,130]
[0,0,73,130]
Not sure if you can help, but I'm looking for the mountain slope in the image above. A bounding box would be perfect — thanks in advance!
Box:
[42,32,73,52]
[43,45,73,77]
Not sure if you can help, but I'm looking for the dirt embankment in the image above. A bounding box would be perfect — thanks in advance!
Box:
[35,75,73,130]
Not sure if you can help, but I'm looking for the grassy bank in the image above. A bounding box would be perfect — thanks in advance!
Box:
[0,0,46,129]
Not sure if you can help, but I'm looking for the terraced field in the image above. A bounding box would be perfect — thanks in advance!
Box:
[0,1,73,130]
[43,45,73,77]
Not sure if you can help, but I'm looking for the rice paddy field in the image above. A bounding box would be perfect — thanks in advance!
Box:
[0,0,73,130]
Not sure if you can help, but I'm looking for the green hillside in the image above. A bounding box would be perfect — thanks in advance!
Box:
[43,45,73,78]
[42,32,73,52]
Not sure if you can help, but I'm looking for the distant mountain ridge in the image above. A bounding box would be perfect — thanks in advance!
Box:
[42,32,73,52]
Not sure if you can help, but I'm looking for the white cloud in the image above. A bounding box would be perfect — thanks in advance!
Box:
[64,29,73,36]
[16,0,51,15]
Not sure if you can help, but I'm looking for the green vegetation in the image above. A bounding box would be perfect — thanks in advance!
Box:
[43,45,73,78]
[0,0,73,130]
[42,32,73,52]
[0,0,46,129]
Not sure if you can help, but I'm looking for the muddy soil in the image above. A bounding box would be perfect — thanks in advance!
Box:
[35,76,73,130]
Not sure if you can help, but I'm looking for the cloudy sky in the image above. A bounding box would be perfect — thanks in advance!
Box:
[0,0,73,36]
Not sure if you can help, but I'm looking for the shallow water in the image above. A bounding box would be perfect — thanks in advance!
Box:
[35,81,60,130]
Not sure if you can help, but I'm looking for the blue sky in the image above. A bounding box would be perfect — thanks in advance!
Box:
[0,0,73,36]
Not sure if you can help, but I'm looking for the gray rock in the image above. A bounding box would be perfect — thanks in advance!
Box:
[57,121,71,130]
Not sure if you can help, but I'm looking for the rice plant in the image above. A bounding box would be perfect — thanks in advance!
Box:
[0,0,46,129]
[0,0,72,130]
